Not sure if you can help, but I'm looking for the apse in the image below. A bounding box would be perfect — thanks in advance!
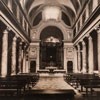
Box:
[40,26,64,69]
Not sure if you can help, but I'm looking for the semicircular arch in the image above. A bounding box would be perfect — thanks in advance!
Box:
[35,21,69,40]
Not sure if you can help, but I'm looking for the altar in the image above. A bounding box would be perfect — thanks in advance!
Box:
[37,66,66,74]
[46,66,57,73]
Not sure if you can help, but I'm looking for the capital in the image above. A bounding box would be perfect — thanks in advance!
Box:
[13,36,17,41]
[88,36,92,40]
[3,29,9,34]
[82,41,85,46]
[19,41,23,46]
[3,27,11,34]
[95,24,100,33]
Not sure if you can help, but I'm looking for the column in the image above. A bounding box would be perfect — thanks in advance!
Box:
[97,27,100,73]
[18,42,23,73]
[82,41,87,73]
[1,29,9,77]
[36,46,39,72]
[23,45,27,73]
[74,47,78,73]
[77,44,81,72]
[64,47,67,72]
[11,36,17,75]
[25,52,29,73]
[88,36,94,74]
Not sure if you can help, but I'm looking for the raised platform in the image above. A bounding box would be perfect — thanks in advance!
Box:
[37,69,66,74]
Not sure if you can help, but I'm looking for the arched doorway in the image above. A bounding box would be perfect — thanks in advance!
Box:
[67,61,73,73]
[40,26,64,70]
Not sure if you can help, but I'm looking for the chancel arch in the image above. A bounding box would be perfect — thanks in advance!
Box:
[31,21,72,41]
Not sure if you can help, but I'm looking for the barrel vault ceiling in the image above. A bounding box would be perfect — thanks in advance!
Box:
[20,0,88,27]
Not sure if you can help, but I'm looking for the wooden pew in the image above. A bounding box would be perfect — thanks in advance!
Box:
[17,73,39,87]
[0,76,27,96]
[63,73,99,92]
[0,73,39,96]
[63,73,82,88]
[79,75,100,95]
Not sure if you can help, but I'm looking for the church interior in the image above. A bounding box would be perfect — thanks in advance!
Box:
[0,0,100,100]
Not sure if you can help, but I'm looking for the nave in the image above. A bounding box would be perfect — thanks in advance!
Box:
[0,0,100,100]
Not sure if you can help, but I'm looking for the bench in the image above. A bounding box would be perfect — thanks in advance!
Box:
[80,76,100,95]
[17,73,39,87]
[64,73,98,89]
[63,73,82,88]
[0,77,27,96]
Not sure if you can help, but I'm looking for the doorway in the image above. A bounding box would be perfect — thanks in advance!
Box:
[67,61,73,73]
[30,61,36,73]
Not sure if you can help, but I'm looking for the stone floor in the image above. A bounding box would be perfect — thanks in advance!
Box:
[32,75,76,90]
[25,74,82,100]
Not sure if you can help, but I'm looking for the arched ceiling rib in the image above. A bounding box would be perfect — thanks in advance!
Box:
[29,5,42,18]
[24,0,35,12]
[70,0,80,12]
[79,0,88,6]
[63,6,75,23]
[56,0,76,14]
[28,0,45,15]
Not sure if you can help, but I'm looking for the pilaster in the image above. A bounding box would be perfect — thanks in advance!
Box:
[11,36,17,75]
[82,41,87,73]
[88,36,94,74]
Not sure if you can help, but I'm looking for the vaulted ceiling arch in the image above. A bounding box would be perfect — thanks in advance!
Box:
[23,0,87,16]
[29,4,76,26]
[24,0,81,16]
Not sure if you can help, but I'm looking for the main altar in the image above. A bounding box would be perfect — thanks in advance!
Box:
[46,66,57,73]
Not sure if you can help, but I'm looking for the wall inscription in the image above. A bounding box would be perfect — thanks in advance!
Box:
[66,47,74,59]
